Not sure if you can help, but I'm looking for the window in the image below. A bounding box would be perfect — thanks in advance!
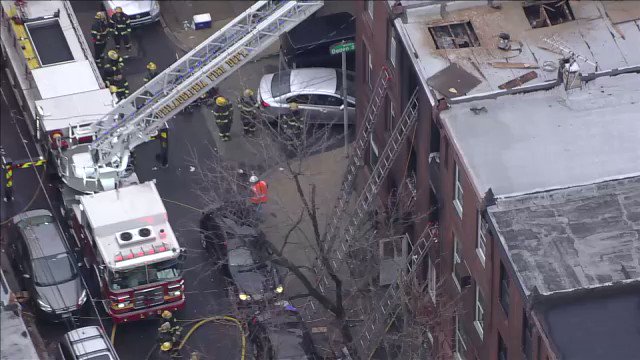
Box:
[474,284,485,339]
[369,134,379,168]
[499,262,510,316]
[366,0,374,19]
[451,235,462,291]
[523,0,574,29]
[426,256,436,303]
[454,314,467,359]
[309,94,343,107]
[386,97,396,131]
[498,333,508,360]
[454,163,463,217]
[477,211,488,265]
[429,22,480,50]
[367,50,373,89]
[388,25,398,67]
[285,94,311,104]
[523,310,533,360]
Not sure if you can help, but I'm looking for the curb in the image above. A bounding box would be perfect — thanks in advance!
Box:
[159,11,190,54]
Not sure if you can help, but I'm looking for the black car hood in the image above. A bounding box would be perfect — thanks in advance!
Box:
[233,271,270,296]
[36,277,82,311]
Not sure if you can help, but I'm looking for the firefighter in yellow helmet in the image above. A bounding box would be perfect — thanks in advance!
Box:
[102,50,124,86]
[282,102,303,149]
[144,61,158,83]
[91,12,109,66]
[109,6,131,51]
[212,96,233,141]
[237,88,259,136]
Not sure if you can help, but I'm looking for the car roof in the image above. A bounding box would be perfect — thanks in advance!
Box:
[289,68,337,95]
[15,212,67,258]
[228,247,254,266]
[64,326,119,360]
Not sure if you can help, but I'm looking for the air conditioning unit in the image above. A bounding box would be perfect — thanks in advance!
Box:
[116,227,156,245]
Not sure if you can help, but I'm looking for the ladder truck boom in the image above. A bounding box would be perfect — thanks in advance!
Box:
[89,0,323,169]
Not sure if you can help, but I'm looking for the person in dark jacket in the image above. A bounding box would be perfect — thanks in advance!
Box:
[110,74,129,102]
[212,96,233,141]
[144,61,159,83]
[90,12,109,67]
[237,88,259,136]
[102,50,124,86]
[109,6,131,51]
[282,102,303,147]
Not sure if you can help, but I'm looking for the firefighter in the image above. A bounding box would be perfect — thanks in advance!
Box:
[212,96,233,142]
[282,102,303,147]
[249,175,268,211]
[109,6,131,51]
[238,88,258,136]
[103,50,124,85]
[144,61,159,83]
[110,74,129,102]
[90,12,109,67]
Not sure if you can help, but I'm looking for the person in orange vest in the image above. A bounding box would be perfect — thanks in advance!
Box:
[249,175,268,211]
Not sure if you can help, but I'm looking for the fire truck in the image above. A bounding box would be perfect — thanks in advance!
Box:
[69,181,184,323]
[2,0,323,321]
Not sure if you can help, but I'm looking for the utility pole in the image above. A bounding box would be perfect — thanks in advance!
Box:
[329,40,355,156]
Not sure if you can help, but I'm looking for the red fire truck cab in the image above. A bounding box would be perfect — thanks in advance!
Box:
[68,181,185,323]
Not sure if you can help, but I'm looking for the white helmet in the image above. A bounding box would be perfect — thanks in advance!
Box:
[249,175,259,183]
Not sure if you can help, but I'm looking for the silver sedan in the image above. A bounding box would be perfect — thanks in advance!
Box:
[258,68,356,125]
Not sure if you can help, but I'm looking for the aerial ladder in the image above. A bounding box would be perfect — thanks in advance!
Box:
[59,0,324,190]
[314,87,420,296]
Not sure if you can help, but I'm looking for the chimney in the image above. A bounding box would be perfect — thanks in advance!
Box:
[562,59,582,90]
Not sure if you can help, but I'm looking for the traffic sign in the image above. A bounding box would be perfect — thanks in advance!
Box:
[330,41,355,55]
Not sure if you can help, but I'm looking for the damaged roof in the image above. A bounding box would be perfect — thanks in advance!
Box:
[487,176,640,296]
[395,0,640,99]
[440,72,640,197]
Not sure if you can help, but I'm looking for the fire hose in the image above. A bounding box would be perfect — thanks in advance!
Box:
[176,316,246,360]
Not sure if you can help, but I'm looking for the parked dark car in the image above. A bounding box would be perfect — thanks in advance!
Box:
[226,237,283,305]
[280,12,355,71]
[7,210,87,321]
[248,301,319,360]
[58,326,120,360]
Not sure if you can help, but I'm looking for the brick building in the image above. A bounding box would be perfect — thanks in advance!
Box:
[354,1,640,359]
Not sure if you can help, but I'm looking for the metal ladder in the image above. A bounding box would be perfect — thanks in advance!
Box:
[317,88,420,293]
[355,225,438,359]
[89,0,324,167]
[323,67,391,252]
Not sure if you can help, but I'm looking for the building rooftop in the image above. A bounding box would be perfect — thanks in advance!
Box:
[533,282,640,360]
[488,176,640,296]
[395,0,640,100]
[440,72,640,197]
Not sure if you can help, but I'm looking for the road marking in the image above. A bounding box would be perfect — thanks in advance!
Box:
[110,323,117,345]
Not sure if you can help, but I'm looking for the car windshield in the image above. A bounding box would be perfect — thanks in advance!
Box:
[108,259,181,290]
[335,70,355,98]
[32,253,76,287]
[270,70,292,98]
[229,248,270,273]
[17,214,54,229]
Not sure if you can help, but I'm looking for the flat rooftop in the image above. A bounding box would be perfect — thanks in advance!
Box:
[534,282,640,360]
[441,72,640,197]
[488,176,640,296]
[396,0,640,99]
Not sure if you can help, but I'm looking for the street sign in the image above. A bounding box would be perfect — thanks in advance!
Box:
[330,41,355,55]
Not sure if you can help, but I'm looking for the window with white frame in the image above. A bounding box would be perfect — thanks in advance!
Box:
[366,0,374,19]
[452,235,462,291]
[389,100,396,130]
[427,256,436,303]
[454,163,463,216]
[367,50,373,88]
[389,26,398,67]
[369,134,379,168]
[474,284,485,339]
[477,211,487,265]
[454,314,467,359]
